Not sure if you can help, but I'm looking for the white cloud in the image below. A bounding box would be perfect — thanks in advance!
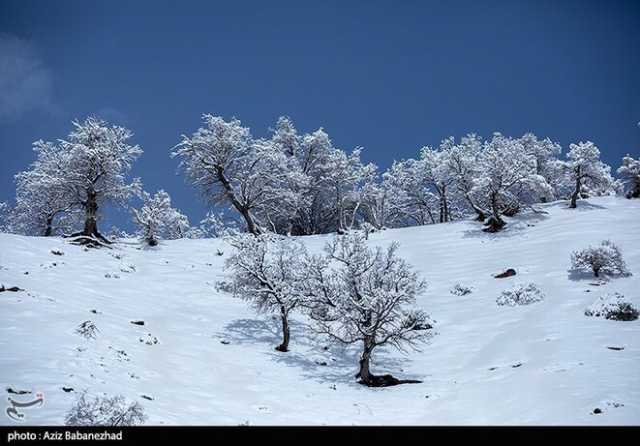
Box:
[0,34,56,122]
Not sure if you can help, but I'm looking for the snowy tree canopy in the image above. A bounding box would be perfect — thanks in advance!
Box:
[310,232,432,386]
[564,141,613,208]
[132,190,189,246]
[617,154,640,199]
[225,232,314,351]
[8,118,142,241]
[472,133,552,231]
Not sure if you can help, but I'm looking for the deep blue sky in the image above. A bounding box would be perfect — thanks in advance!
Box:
[1,0,638,230]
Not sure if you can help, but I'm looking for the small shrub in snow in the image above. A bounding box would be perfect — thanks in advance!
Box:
[214,280,235,294]
[75,321,99,339]
[65,393,146,426]
[450,283,473,296]
[496,283,545,306]
[570,240,630,278]
[584,292,639,321]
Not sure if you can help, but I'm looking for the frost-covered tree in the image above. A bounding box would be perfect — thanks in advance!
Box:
[310,232,432,386]
[196,210,241,238]
[173,115,293,235]
[570,240,630,278]
[131,190,189,246]
[225,232,313,352]
[564,142,612,208]
[0,201,10,232]
[50,117,143,243]
[384,159,439,226]
[617,154,640,199]
[473,133,552,232]
[359,180,392,230]
[518,133,562,201]
[444,134,487,221]
[11,119,142,242]
[419,145,456,223]
[11,140,79,236]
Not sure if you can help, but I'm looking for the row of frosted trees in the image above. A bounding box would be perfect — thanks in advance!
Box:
[1,114,639,241]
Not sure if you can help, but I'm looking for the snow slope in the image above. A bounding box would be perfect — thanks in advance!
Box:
[1,196,639,425]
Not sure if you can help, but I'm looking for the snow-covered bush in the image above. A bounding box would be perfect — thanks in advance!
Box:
[584,292,639,321]
[496,283,545,306]
[75,320,99,339]
[65,393,146,426]
[214,280,235,294]
[570,240,630,278]
[310,231,432,386]
[451,283,473,296]
[132,190,189,246]
[225,232,313,352]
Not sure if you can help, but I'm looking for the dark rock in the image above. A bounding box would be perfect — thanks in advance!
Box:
[6,387,31,395]
[51,250,64,256]
[593,408,602,414]
[130,320,145,326]
[494,269,516,279]
[62,387,74,393]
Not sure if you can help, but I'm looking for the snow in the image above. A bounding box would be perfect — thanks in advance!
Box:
[1,196,639,425]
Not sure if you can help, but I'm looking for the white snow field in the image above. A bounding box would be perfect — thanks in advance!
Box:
[1,196,639,425]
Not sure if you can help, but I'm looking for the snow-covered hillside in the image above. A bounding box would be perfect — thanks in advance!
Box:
[1,196,639,425]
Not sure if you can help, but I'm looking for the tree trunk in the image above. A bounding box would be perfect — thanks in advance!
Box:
[82,190,99,236]
[275,307,290,352]
[69,189,110,244]
[484,194,505,232]
[629,180,640,199]
[356,337,374,384]
[464,193,485,222]
[214,165,261,235]
[570,170,581,209]
[43,215,54,237]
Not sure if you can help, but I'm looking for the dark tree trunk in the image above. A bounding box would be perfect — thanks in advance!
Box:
[82,191,102,238]
[69,189,110,245]
[356,337,375,384]
[355,337,422,387]
[464,194,485,222]
[570,170,581,209]
[214,165,261,235]
[483,194,505,232]
[275,307,290,352]
[628,180,640,199]
[43,215,54,237]
[239,206,261,235]
[438,186,449,223]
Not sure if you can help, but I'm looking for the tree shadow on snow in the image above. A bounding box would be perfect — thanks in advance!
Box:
[566,269,610,283]
[560,201,608,212]
[218,317,419,386]
[462,211,549,240]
